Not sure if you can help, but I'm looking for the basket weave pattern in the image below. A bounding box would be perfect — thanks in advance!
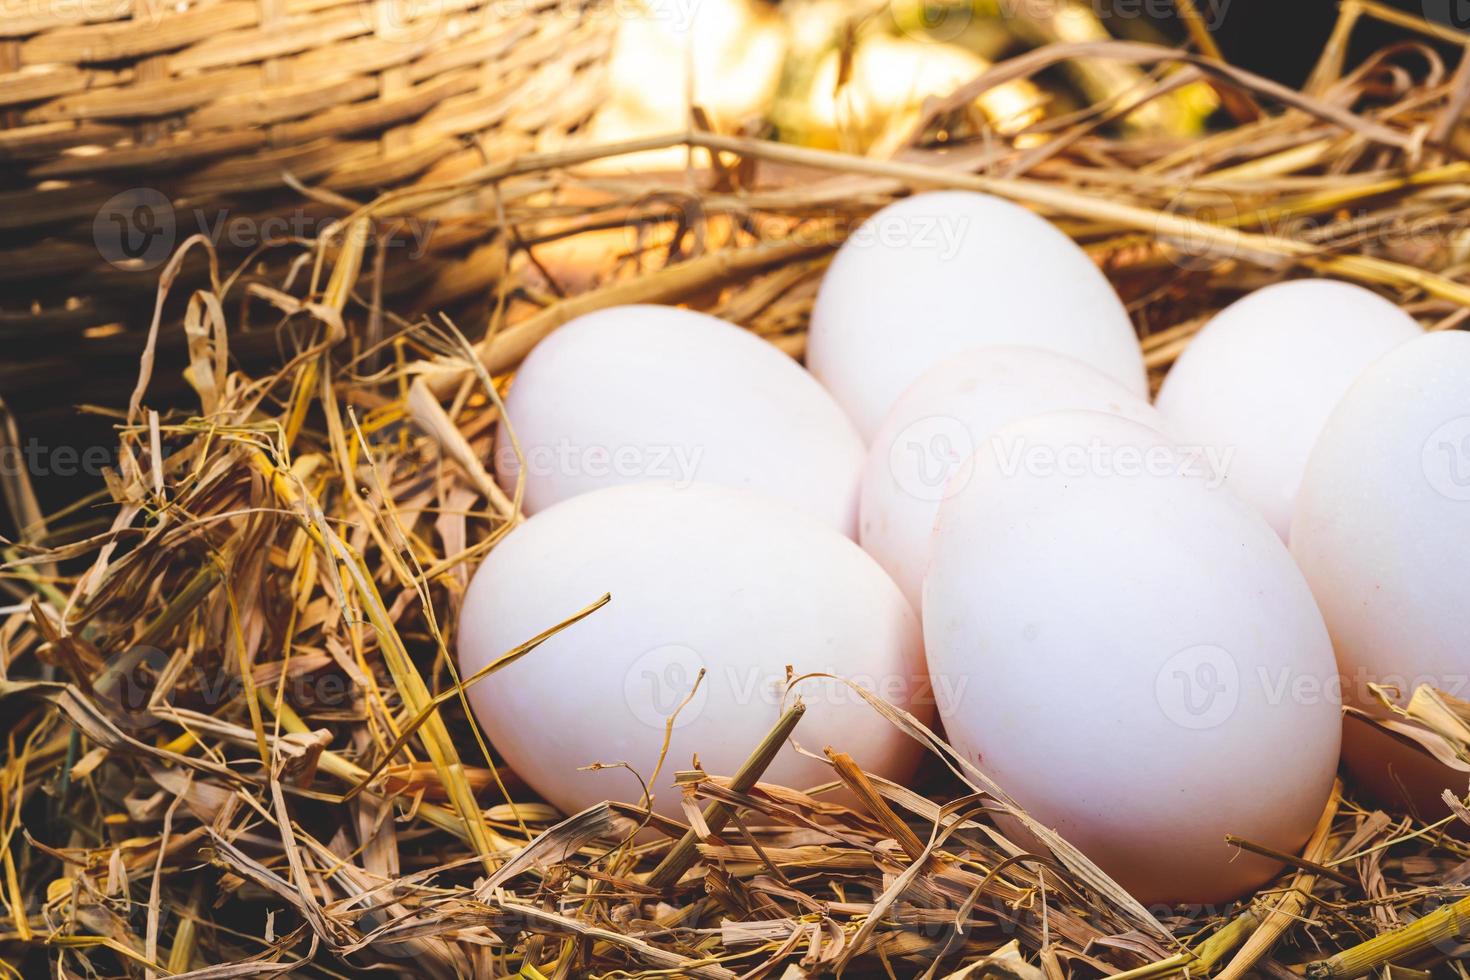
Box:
[0,0,613,362]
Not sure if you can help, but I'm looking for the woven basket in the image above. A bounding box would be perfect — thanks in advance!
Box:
[0,0,614,419]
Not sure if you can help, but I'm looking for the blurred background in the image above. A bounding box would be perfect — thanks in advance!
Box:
[586,0,1466,161]
[0,0,1464,533]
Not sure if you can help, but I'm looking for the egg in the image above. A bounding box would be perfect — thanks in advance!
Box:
[924,410,1341,904]
[1156,279,1422,539]
[458,481,929,819]
[861,346,1163,609]
[1291,331,1470,809]
[494,305,865,535]
[806,191,1146,439]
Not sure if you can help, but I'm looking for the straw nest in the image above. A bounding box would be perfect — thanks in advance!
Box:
[5,7,1470,977]
[0,0,614,441]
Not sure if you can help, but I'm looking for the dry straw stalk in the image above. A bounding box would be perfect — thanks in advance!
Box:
[5,3,1470,976]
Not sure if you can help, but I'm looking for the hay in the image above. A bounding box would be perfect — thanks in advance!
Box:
[5,5,1470,976]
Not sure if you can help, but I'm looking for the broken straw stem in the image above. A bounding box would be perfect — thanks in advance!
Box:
[1103,908,1262,980]
[827,749,927,863]
[1223,834,1358,888]
[646,701,805,890]
[133,564,223,651]
[1304,892,1470,978]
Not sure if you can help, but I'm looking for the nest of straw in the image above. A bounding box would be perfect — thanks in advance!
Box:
[5,8,1470,977]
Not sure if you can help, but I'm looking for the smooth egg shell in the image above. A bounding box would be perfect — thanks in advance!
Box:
[1156,279,1422,539]
[807,191,1146,438]
[1292,331,1470,808]
[458,482,930,820]
[924,411,1341,905]
[495,304,865,535]
[861,345,1163,609]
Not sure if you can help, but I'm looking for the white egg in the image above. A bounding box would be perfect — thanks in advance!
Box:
[1156,279,1422,539]
[458,482,929,819]
[807,191,1146,438]
[1292,330,1470,712]
[861,346,1163,609]
[494,304,864,535]
[924,410,1341,904]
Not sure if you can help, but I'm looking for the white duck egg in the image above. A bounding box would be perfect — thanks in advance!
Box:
[807,191,1146,438]
[458,481,930,820]
[1156,279,1421,539]
[494,304,865,535]
[924,410,1341,904]
[861,345,1163,609]
[1292,331,1470,814]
